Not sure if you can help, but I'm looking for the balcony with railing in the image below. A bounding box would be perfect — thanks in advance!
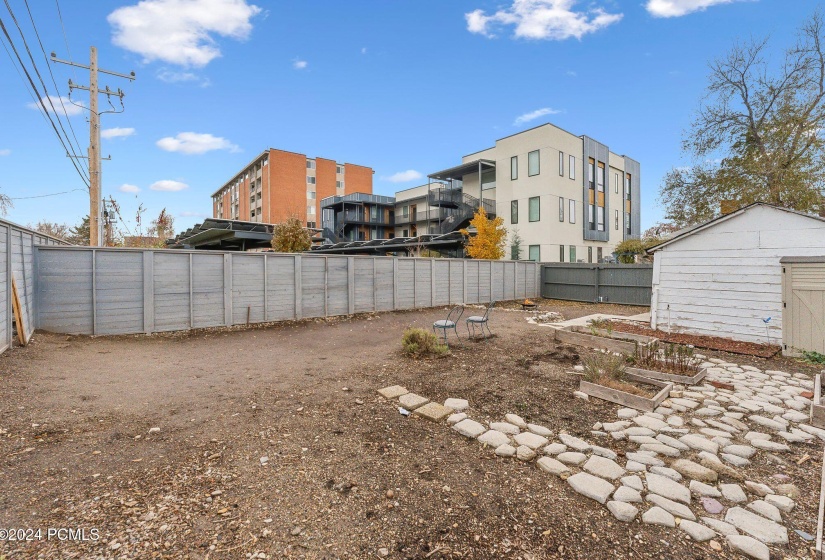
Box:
[320,192,396,208]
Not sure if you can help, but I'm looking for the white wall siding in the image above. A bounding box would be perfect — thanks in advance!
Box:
[651,206,825,343]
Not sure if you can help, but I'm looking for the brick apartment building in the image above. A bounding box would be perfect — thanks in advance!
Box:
[211,149,374,227]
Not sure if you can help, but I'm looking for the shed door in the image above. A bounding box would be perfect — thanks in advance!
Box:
[783,262,825,355]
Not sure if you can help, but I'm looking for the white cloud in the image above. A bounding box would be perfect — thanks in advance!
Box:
[107,0,262,67]
[178,210,209,218]
[102,127,136,139]
[119,183,141,193]
[150,180,189,192]
[156,132,240,154]
[513,107,562,126]
[293,58,308,70]
[0,149,9,156]
[465,0,622,41]
[646,0,740,17]
[566,70,577,77]
[27,95,84,116]
[361,47,367,54]
[384,170,423,183]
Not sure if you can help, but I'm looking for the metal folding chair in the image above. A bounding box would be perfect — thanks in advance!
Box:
[466,300,496,340]
[432,306,464,347]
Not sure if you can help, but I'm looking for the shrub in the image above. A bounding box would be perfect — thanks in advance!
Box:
[588,317,614,336]
[581,352,627,384]
[631,341,698,374]
[401,328,449,357]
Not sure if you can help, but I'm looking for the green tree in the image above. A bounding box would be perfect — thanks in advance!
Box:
[509,228,523,260]
[460,207,506,260]
[271,216,312,253]
[660,10,825,226]
[66,215,90,246]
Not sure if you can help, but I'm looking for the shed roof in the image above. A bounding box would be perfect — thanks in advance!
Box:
[647,202,825,253]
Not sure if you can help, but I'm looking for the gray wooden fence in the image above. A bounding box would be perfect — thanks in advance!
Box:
[0,219,67,353]
[35,247,541,336]
[541,263,653,306]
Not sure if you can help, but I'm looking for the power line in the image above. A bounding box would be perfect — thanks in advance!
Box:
[0,5,89,187]
[10,188,86,200]
[21,0,88,180]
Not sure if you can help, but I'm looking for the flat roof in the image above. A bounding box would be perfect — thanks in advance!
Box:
[428,159,496,181]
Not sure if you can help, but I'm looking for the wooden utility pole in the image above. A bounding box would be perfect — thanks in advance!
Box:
[51,48,135,246]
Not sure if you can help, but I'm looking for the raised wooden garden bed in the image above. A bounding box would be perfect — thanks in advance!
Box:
[626,366,707,386]
[578,372,673,412]
[555,328,639,355]
[812,373,825,430]
[571,325,658,346]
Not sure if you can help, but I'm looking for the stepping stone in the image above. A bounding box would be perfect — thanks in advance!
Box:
[642,506,676,527]
[378,385,409,398]
[748,416,785,431]
[398,393,429,410]
[670,398,700,409]
[558,433,591,452]
[764,494,794,512]
[444,398,469,411]
[602,421,630,432]
[720,484,747,503]
[646,473,691,504]
[723,445,756,459]
[700,496,724,514]
[583,455,625,480]
[452,418,486,439]
[629,435,659,445]
[750,439,790,452]
[606,501,638,522]
[678,434,719,454]
[625,452,664,467]
[701,428,733,438]
[744,481,773,497]
[640,443,681,457]
[557,452,587,466]
[626,426,656,437]
[671,459,718,483]
[544,443,567,455]
[489,422,520,435]
[446,413,467,425]
[477,430,511,448]
[617,408,639,419]
[613,485,642,503]
[666,416,684,427]
[781,410,807,422]
[537,456,570,477]
[694,408,723,417]
[747,500,782,522]
[625,461,646,472]
[727,535,770,560]
[495,444,516,457]
[724,507,788,544]
[505,413,528,428]
[516,445,536,461]
[413,402,453,422]
[633,416,670,431]
[689,480,721,497]
[774,483,800,499]
[527,423,552,437]
[701,516,738,536]
[590,446,617,460]
[621,475,644,491]
[744,431,771,441]
[655,434,690,450]
[776,431,807,443]
[566,472,615,504]
[721,453,750,467]
[680,519,715,542]
[647,493,696,520]
[513,432,548,450]
[799,423,825,440]
[650,466,682,481]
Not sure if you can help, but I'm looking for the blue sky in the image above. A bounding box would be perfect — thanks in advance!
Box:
[0,0,816,235]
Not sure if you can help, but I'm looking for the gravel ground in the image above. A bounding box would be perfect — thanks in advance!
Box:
[0,299,820,559]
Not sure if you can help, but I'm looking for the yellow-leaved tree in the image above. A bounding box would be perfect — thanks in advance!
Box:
[460,207,506,260]
[271,216,312,252]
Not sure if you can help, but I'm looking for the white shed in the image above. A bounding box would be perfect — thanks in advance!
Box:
[649,203,825,344]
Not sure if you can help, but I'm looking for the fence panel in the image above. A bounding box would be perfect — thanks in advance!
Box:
[541,263,652,305]
[34,247,541,336]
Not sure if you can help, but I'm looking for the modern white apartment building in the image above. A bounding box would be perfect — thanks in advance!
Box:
[425,123,641,262]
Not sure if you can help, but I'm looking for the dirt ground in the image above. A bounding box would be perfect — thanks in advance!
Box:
[0,299,821,559]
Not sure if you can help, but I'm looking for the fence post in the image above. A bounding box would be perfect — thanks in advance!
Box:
[593,264,600,304]
[143,251,154,334]
[6,225,10,349]
[189,253,194,328]
[372,258,377,311]
[263,254,268,322]
[430,258,435,308]
[223,253,232,326]
[294,254,302,320]
[324,257,329,317]
[463,260,467,304]
[392,257,398,310]
[91,249,97,336]
[348,256,355,315]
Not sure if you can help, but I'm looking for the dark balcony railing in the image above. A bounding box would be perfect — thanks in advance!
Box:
[336,210,394,226]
